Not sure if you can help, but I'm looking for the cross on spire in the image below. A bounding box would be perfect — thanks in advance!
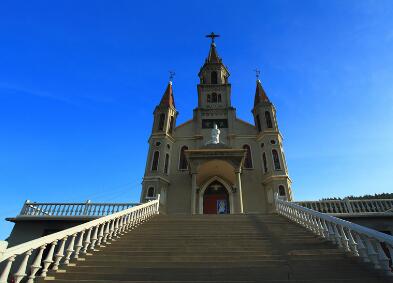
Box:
[169,71,175,82]
[206,32,220,44]
[254,68,261,81]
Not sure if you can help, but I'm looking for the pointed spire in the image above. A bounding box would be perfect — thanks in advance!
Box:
[159,81,175,108]
[206,42,221,63]
[254,79,270,107]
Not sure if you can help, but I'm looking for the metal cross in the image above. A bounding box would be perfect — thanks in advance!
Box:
[169,71,175,81]
[206,32,220,43]
[254,68,261,80]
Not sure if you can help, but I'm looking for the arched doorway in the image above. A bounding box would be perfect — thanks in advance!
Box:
[203,180,230,214]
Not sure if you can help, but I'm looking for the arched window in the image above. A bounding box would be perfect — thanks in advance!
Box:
[272,149,281,170]
[158,113,165,131]
[256,115,262,132]
[243,145,253,169]
[278,185,286,196]
[262,152,268,173]
[207,94,211,103]
[211,93,218,103]
[147,187,155,198]
[211,71,218,84]
[151,151,160,171]
[179,146,188,170]
[218,94,222,103]
[168,116,174,134]
[164,153,170,174]
[265,111,273,128]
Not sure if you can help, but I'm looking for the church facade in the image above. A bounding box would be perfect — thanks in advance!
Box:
[141,37,293,214]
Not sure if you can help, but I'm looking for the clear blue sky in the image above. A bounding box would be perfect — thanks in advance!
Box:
[1,0,393,239]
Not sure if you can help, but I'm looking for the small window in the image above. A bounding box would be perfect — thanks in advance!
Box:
[262,152,268,173]
[218,94,222,103]
[207,94,211,103]
[212,93,218,103]
[164,154,170,174]
[151,151,160,171]
[179,146,189,170]
[265,111,273,128]
[168,116,174,134]
[243,145,253,169]
[272,149,281,170]
[211,71,218,84]
[256,115,262,132]
[158,113,165,131]
[147,187,155,198]
[279,185,286,196]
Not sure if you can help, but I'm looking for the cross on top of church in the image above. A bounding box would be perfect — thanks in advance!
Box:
[206,32,220,43]
[169,71,175,82]
[254,68,261,81]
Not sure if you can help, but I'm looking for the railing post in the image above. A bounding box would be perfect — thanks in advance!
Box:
[343,198,353,213]
[27,244,46,283]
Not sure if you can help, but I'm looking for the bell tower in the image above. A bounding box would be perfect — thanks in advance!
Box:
[252,76,293,207]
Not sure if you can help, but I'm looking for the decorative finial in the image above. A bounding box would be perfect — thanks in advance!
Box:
[205,32,220,44]
[169,70,175,84]
[254,68,261,82]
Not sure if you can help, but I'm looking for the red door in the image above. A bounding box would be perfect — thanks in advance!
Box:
[203,182,229,214]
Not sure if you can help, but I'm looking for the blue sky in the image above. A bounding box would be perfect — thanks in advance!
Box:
[1,0,393,239]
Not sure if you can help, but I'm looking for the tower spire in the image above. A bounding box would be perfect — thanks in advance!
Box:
[205,32,221,63]
[159,80,175,108]
[254,74,270,107]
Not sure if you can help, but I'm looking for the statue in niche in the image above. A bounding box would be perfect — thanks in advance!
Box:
[207,123,220,144]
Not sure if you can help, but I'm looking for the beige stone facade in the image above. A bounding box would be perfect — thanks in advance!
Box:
[141,40,293,214]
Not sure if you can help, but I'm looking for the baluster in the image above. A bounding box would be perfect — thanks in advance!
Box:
[345,228,358,256]
[97,223,105,246]
[359,201,366,212]
[52,236,67,270]
[338,225,350,252]
[14,249,33,283]
[74,231,85,259]
[90,225,99,250]
[106,205,111,216]
[82,228,92,254]
[27,244,46,283]
[60,204,66,216]
[64,204,71,216]
[332,224,343,248]
[353,233,368,262]
[103,222,111,243]
[371,239,391,273]
[0,255,16,283]
[40,240,58,277]
[363,236,380,269]
[64,234,77,265]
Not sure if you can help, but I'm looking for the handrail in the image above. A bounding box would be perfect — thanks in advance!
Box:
[0,196,160,283]
[19,201,140,217]
[276,196,393,276]
[293,198,393,214]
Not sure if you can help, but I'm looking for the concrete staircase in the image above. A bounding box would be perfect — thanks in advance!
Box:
[41,214,391,283]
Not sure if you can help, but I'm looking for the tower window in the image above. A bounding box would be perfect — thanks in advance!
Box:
[179,146,189,170]
[262,152,268,173]
[168,116,174,134]
[158,113,165,131]
[256,115,262,132]
[147,187,155,198]
[218,94,222,102]
[279,185,286,196]
[211,71,218,84]
[164,153,170,174]
[207,94,211,103]
[243,145,253,169]
[151,151,160,171]
[211,93,218,103]
[265,111,273,128]
[272,149,281,170]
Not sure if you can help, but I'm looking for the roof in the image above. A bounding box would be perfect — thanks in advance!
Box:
[159,81,175,108]
[254,79,270,107]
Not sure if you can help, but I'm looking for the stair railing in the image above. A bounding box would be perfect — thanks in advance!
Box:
[0,195,160,283]
[275,196,393,276]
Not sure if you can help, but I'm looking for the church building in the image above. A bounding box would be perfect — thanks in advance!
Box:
[141,34,293,214]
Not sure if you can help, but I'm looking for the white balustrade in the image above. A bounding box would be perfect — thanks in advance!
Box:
[294,199,393,214]
[0,196,160,283]
[276,197,393,276]
[19,200,140,217]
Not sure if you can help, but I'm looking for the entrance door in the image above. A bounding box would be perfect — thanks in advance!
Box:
[203,181,229,214]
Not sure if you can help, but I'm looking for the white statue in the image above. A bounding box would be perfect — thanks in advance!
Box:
[207,123,220,144]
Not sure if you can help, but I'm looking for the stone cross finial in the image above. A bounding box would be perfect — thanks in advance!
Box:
[254,68,261,81]
[206,32,220,44]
